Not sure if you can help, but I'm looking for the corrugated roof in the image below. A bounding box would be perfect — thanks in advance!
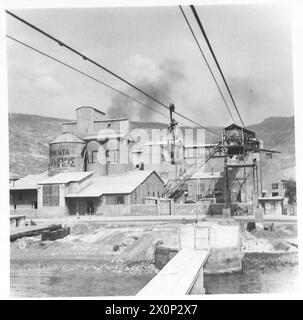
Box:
[190,171,224,180]
[38,171,93,185]
[50,133,85,144]
[224,123,255,135]
[10,171,49,190]
[65,170,162,198]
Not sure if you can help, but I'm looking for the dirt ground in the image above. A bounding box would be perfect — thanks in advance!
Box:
[11,223,179,271]
[241,223,298,253]
[10,221,299,296]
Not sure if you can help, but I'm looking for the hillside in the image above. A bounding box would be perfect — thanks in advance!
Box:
[9,113,69,176]
[9,113,296,179]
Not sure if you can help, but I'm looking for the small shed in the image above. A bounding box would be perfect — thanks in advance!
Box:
[10,215,26,229]
[65,170,165,215]
[10,171,49,210]
[258,196,285,215]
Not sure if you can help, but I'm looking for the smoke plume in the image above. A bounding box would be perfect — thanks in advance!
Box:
[107,55,185,121]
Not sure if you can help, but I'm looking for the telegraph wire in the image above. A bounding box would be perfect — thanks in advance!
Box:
[190,5,245,127]
[5,10,168,110]
[179,5,235,123]
[7,34,209,133]
[6,35,176,125]
[6,9,219,136]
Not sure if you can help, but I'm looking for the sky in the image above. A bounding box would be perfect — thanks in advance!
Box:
[5,3,294,126]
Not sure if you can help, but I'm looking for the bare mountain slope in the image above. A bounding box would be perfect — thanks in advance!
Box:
[9,113,296,179]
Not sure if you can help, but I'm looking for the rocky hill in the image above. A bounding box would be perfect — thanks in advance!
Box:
[9,113,296,179]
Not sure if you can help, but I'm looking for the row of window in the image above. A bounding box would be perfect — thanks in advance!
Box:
[89,150,119,164]
[147,191,161,197]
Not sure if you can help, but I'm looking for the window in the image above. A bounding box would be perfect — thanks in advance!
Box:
[266,152,272,159]
[272,192,279,197]
[91,151,98,164]
[116,195,125,204]
[106,149,119,163]
[272,183,279,190]
[43,184,60,206]
[18,192,23,200]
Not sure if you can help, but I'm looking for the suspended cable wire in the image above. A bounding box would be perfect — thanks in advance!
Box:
[179,5,235,123]
[5,10,169,110]
[6,34,174,123]
[190,5,245,127]
[6,10,220,136]
[7,34,209,133]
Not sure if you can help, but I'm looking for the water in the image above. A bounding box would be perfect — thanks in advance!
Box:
[10,267,154,297]
[11,253,299,297]
[204,253,299,294]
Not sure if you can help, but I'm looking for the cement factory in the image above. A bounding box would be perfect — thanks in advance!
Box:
[7,5,299,298]
[10,105,289,220]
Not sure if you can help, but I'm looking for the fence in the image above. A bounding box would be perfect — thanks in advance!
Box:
[95,201,216,217]
[11,202,238,218]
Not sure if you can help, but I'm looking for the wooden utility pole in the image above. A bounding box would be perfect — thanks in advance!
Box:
[168,103,178,180]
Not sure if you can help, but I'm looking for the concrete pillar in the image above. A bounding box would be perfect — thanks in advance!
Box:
[37,186,43,209]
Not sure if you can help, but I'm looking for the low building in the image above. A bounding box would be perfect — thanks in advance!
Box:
[10,171,49,211]
[258,196,285,215]
[37,171,93,217]
[11,169,164,217]
[65,170,164,215]
[10,215,26,229]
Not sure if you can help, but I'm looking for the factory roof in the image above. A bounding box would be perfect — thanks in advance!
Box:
[190,171,224,180]
[50,133,85,144]
[38,171,93,185]
[65,170,163,198]
[10,171,49,190]
[224,123,255,135]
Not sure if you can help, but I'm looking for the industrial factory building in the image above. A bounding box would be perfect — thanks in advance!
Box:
[10,105,289,217]
[9,106,166,217]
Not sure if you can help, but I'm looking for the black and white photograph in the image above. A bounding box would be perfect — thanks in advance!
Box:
[1,0,302,299]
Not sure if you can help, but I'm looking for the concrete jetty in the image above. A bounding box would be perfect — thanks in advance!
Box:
[137,248,209,296]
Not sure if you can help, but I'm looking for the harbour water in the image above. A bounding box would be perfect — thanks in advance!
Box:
[10,253,299,297]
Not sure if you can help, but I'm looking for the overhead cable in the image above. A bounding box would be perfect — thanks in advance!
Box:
[6,10,219,135]
[179,6,235,123]
[190,5,245,127]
